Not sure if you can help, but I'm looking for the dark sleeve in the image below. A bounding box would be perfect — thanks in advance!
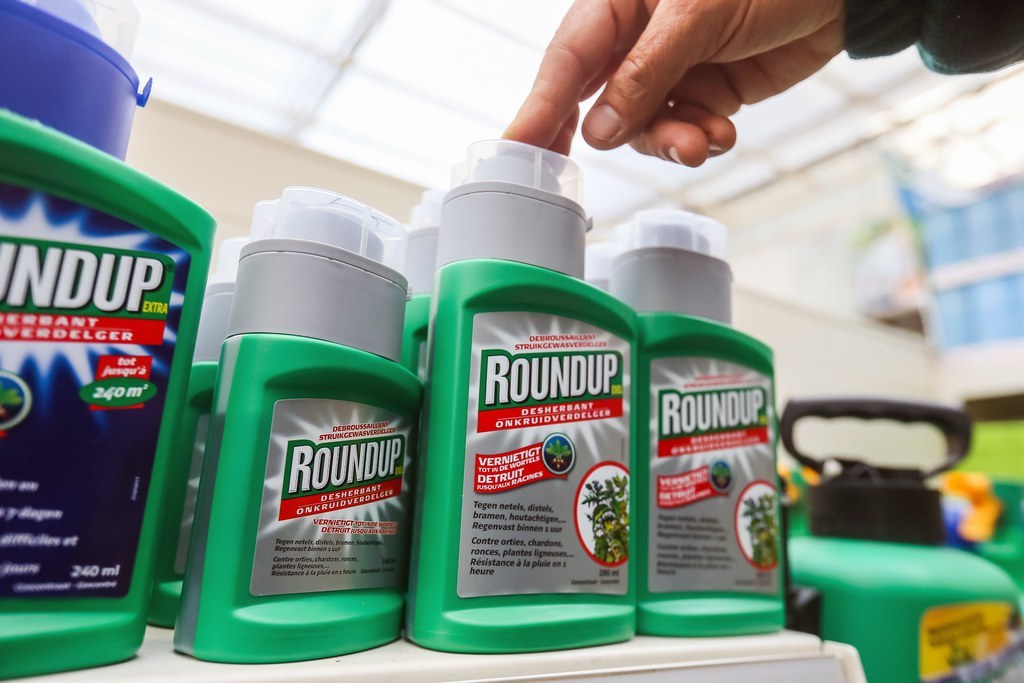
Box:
[845,0,1024,74]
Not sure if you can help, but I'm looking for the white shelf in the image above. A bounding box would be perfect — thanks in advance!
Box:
[33,628,866,683]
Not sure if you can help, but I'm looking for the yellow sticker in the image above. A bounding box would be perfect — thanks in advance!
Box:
[920,602,1024,682]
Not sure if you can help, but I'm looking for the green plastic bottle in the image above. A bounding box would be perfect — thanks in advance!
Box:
[609,210,784,637]
[401,189,443,378]
[406,140,637,653]
[783,397,1024,683]
[0,111,214,676]
[174,188,421,663]
[148,236,248,627]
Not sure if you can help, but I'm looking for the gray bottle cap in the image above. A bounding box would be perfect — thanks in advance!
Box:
[436,140,589,278]
[227,189,408,361]
[229,239,407,361]
[610,209,733,324]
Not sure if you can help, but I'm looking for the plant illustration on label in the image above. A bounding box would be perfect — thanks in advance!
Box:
[542,433,575,475]
[0,370,30,431]
[736,482,779,570]
[710,460,734,493]
[576,463,630,567]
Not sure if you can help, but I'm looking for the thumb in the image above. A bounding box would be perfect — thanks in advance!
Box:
[582,1,718,150]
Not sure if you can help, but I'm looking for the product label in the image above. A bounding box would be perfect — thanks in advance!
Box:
[648,357,779,594]
[173,414,209,574]
[251,398,413,596]
[458,312,630,598]
[0,184,190,598]
[920,602,1024,682]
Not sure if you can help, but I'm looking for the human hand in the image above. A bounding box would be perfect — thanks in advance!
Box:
[505,0,844,166]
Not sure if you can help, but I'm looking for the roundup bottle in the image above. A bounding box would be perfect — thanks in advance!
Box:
[406,140,637,653]
[0,1,214,678]
[148,236,247,627]
[783,397,1024,683]
[175,188,421,663]
[610,210,784,636]
[401,189,443,378]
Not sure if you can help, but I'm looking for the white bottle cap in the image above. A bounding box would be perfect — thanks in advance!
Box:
[452,139,582,205]
[410,188,445,231]
[449,161,467,190]
[247,199,280,241]
[20,0,140,58]
[230,188,408,360]
[209,237,247,286]
[257,187,405,272]
[619,209,728,262]
[405,188,444,295]
[584,241,619,292]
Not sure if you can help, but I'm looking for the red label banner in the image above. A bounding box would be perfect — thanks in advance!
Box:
[278,478,403,521]
[91,355,153,411]
[658,426,769,457]
[96,355,153,380]
[657,467,724,509]
[0,314,166,345]
[474,442,564,494]
[477,397,622,433]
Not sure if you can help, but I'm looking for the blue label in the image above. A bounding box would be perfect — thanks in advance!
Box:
[0,183,190,598]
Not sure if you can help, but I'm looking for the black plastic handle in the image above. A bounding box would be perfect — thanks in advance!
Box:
[780,396,972,478]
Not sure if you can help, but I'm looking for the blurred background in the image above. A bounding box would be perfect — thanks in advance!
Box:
[123,0,1024,474]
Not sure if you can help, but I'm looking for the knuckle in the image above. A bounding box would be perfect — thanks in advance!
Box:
[614,52,656,99]
[545,41,588,86]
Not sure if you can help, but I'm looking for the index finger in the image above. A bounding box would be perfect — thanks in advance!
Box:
[504,1,627,150]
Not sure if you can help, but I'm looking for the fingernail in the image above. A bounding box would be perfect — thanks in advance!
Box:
[585,104,622,143]
[708,143,725,155]
[667,147,683,164]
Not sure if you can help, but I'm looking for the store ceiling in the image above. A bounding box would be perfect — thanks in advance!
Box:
[131,0,1018,232]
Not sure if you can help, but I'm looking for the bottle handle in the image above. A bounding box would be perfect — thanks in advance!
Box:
[780,396,972,478]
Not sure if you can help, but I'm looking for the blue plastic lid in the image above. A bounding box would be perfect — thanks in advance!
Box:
[0,0,150,158]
